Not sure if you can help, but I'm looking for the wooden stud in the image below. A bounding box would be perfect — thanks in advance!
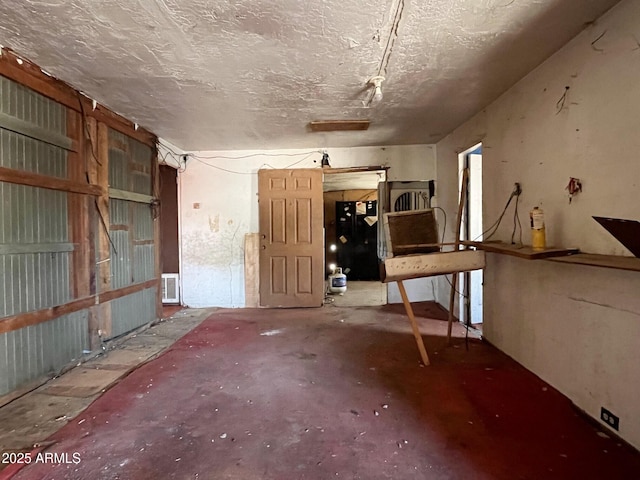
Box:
[151,143,163,319]
[127,139,136,286]
[95,121,112,338]
[397,280,430,366]
[0,297,96,335]
[67,109,91,301]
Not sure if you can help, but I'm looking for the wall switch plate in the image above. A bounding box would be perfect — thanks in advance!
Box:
[600,407,619,431]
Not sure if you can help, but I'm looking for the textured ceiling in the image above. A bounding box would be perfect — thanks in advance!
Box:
[0,0,620,150]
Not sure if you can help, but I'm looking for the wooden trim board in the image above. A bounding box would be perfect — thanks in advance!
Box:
[0,297,96,335]
[0,280,160,335]
[244,233,260,308]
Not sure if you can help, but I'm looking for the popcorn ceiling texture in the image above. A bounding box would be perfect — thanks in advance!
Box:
[0,0,619,150]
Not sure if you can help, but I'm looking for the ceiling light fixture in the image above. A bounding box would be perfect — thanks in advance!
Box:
[362,0,405,108]
[366,76,385,107]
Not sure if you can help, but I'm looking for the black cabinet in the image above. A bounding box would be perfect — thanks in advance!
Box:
[335,201,379,280]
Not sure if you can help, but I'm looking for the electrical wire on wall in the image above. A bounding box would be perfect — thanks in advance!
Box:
[156,140,325,307]
[475,182,523,243]
[157,139,323,175]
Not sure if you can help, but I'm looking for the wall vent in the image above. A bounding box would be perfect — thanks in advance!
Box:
[161,274,180,304]
[389,181,433,212]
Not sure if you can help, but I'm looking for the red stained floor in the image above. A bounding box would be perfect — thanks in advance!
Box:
[10,304,640,479]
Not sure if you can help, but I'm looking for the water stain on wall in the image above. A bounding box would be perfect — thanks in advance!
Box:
[209,214,220,232]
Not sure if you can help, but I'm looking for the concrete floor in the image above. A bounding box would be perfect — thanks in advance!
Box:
[2,303,640,479]
[327,281,387,307]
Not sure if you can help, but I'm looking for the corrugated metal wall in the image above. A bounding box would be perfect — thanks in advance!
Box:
[109,288,156,338]
[107,129,156,338]
[0,311,88,394]
[0,75,86,396]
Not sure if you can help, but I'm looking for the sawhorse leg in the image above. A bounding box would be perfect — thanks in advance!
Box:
[397,280,430,366]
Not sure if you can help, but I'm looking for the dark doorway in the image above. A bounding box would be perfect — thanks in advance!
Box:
[160,165,180,303]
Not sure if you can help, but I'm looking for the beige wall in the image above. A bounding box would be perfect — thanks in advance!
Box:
[436,0,640,449]
[179,144,436,308]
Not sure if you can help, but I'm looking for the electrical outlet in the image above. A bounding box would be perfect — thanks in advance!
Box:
[600,407,619,431]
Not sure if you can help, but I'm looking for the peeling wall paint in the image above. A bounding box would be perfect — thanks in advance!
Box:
[179,144,436,308]
[436,0,640,449]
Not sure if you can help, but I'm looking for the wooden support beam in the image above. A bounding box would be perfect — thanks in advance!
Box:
[0,166,103,196]
[98,279,159,304]
[0,279,159,335]
[68,109,91,302]
[397,280,430,366]
[0,297,96,335]
[95,121,113,338]
[151,143,163,319]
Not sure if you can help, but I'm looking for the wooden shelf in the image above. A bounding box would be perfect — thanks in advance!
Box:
[463,241,579,260]
[547,253,640,272]
[465,241,640,272]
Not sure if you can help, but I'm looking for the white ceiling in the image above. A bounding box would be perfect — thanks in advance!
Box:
[0,0,620,151]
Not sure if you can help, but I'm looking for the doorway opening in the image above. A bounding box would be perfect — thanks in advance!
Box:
[458,144,483,331]
[160,165,180,305]
[323,168,387,307]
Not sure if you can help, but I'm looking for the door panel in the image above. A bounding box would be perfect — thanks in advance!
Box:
[259,169,324,307]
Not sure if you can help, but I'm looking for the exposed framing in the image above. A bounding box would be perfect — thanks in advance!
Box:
[0,47,161,343]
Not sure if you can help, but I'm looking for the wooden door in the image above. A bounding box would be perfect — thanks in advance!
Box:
[258,169,324,307]
[160,165,179,274]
